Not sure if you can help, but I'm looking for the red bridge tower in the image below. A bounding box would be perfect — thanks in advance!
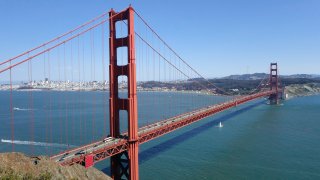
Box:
[109,7,139,180]
[269,63,281,104]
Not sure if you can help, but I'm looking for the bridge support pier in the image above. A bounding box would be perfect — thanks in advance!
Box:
[269,63,281,104]
[109,7,139,180]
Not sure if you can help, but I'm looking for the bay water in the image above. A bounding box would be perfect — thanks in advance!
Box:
[0,91,319,179]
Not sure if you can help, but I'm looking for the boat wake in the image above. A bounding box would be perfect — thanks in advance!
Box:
[13,107,35,111]
[1,139,75,148]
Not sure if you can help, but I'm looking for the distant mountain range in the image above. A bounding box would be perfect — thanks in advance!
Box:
[222,73,320,80]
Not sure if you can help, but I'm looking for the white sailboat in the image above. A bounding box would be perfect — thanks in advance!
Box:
[216,121,223,128]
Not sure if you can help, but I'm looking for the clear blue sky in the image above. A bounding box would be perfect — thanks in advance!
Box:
[0,0,319,78]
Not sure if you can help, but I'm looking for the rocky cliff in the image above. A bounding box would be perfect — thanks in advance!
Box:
[0,152,111,180]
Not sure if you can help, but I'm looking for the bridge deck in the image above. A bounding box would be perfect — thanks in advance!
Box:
[51,90,275,166]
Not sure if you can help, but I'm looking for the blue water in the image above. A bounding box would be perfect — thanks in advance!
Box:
[1,91,320,179]
[135,95,320,179]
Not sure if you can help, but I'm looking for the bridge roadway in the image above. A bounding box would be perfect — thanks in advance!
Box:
[51,90,275,167]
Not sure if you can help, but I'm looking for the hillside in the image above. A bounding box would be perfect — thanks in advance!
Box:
[0,152,111,180]
[285,83,320,98]
[139,72,320,95]
[223,73,320,80]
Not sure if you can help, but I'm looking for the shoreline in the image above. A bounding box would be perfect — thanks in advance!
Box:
[0,87,224,96]
[2,83,320,99]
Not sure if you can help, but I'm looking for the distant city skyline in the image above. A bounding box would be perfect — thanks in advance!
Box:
[1,0,319,80]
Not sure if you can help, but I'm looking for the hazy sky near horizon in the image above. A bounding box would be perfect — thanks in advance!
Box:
[0,0,319,78]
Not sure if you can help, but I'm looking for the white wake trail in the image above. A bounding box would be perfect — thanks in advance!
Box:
[13,107,36,111]
[1,139,75,148]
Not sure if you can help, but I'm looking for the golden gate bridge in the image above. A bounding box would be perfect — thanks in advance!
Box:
[0,6,282,180]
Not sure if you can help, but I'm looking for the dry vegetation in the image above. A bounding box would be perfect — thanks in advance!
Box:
[0,152,111,180]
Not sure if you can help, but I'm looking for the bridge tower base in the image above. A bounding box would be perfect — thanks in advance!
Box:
[109,7,139,180]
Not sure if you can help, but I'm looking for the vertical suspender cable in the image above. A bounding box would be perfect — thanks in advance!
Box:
[102,21,107,137]
[82,35,86,143]
[28,53,34,155]
[77,36,82,144]
[48,50,52,154]
[64,43,69,147]
[58,44,63,145]
[9,61,14,152]
[70,36,75,147]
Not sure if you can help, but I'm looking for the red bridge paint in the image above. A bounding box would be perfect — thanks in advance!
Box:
[109,6,139,180]
[84,154,94,168]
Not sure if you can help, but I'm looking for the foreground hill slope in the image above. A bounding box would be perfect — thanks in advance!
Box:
[0,152,111,180]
